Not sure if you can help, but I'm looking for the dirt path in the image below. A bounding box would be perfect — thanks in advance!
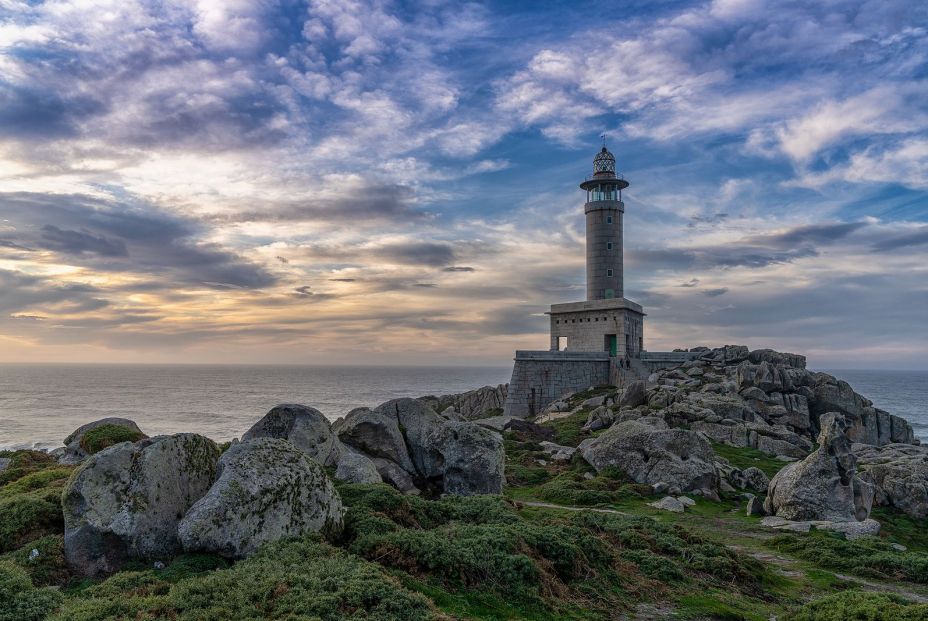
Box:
[518,500,628,515]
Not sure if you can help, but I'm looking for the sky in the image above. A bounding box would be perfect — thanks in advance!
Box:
[0,0,926,370]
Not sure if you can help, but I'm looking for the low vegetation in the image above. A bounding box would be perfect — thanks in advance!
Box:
[0,454,73,554]
[77,425,146,455]
[786,592,928,621]
[768,530,928,583]
[2,429,927,621]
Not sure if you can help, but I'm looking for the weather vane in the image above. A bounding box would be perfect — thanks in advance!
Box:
[601,132,607,147]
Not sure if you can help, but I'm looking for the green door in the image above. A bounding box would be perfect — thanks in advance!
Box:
[608,335,617,357]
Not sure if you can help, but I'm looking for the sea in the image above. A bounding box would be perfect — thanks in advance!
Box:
[0,364,924,451]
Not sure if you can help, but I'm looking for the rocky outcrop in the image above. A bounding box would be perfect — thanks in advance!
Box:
[854,442,928,519]
[178,439,344,559]
[242,404,343,466]
[57,418,147,465]
[62,434,219,576]
[623,346,917,463]
[419,384,508,420]
[581,418,719,496]
[764,414,874,522]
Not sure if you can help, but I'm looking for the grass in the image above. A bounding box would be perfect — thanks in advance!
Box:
[78,424,145,455]
[544,409,594,447]
[710,442,787,478]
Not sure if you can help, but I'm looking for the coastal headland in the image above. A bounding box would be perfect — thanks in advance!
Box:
[2,344,928,620]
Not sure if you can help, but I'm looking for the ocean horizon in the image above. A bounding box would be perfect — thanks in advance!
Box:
[1,363,924,451]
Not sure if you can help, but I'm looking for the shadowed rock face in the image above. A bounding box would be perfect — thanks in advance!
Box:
[854,442,928,519]
[62,433,219,577]
[178,438,344,559]
[764,413,874,522]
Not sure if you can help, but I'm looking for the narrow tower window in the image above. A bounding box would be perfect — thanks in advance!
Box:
[607,269,613,277]
[606,216,613,224]
[607,242,613,250]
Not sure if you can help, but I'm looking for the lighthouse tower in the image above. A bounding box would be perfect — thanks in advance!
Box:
[546,144,645,358]
[580,146,628,301]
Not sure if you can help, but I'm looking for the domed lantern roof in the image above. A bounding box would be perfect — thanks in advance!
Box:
[592,146,616,177]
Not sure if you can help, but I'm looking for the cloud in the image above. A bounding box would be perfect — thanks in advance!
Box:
[702,287,729,297]
[442,266,475,272]
[0,192,276,289]
[39,225,128,257]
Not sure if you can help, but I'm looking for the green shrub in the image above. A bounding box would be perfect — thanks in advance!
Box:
[2,535,70,586]
[0,451,57,487]
[51,536,438,621]
[787,592,928,621]
[338,482,770,616]
[78,425,145,455]
[0,559,62,621]
[769,530,928,583]
[0,468,73,499]
[0,489,64,553]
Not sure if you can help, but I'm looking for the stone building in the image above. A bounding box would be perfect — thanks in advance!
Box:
[504,145,692,417]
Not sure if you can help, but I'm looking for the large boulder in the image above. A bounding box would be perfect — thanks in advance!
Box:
[581,419,719,495]
[58,418,146,465]
[618,381,647,408]
[854,443,928,519]
[764,413,873,522]
[374,398,445,478]
[62,434,219,576]
[178,439,344,559]
[421,421,505,495]
[336,407,416,475]
[242,404,342,466]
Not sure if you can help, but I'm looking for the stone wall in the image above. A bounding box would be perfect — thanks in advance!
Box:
[503,351,611,418]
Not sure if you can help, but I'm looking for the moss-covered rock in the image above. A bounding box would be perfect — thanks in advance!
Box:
[62,433,220,576]
[179,438,345,558]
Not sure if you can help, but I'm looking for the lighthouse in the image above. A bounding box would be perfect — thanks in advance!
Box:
[503,143,703,418]
[580,146,628,301]
[547,145,644,357]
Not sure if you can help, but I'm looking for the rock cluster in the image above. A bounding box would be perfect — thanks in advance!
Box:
[59,396,505,576]
[634,346,915,466]
[62,434,220,576]
[581,418,719,497]
[336,398,505,496]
